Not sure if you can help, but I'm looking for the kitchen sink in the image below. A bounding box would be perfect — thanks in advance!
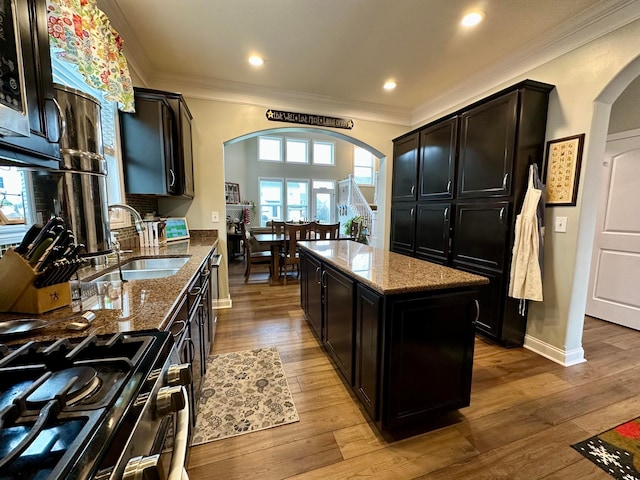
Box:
[90,256,191,282]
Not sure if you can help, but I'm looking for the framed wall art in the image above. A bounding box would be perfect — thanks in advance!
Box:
[543,133,585,206]
[224,182,241,204]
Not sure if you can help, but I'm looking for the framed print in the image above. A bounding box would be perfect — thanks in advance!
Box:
[543,134,585,206]
[225,182,241,204]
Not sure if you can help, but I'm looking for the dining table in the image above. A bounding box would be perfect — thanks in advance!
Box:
[252,233,286,282]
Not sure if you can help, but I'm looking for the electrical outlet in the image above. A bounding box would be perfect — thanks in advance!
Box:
[554,216,568,233]
[211,211,219,223]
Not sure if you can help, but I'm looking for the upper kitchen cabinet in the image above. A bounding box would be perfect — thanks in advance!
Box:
[391,132,419,202]
[0,0,61,169]
[418,118,457,201]
[119,87,194,197]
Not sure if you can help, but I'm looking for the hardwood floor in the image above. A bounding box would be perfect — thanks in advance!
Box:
[187,259,639,479]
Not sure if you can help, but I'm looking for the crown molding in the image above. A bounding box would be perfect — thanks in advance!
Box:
[149,72,413,126]
[410,0,640,126]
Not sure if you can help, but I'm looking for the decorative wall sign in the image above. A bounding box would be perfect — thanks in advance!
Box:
[266,109,354,129]
[543,133,585,206]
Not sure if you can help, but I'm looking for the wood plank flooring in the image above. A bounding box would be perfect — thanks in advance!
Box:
[187,259,639,479]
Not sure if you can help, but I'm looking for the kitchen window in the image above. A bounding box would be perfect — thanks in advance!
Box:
[286,179,309,221]
[259,178,283,226]
[353,146,375,186]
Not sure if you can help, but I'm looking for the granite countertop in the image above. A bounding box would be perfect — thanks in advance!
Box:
[0,236,218,345]
[298,240,489,295]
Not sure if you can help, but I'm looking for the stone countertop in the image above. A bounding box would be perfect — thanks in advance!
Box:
[298,240,488,295]
[0,237,218,345]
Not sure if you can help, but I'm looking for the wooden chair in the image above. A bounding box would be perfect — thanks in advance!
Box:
[349,220,361,241]
[241,223,272,282]
[314,222,340,239]
[279,223,310,284]
[270,220,286,235]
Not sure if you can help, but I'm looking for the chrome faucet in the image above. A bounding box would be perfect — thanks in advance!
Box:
[108,203,146,234]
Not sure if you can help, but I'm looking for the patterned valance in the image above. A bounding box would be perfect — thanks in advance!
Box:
[46,0,135,112]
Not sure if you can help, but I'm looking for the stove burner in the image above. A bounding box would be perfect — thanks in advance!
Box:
[27,366,100,406]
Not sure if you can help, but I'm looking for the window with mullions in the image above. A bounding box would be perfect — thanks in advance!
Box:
[286,179,309,221]
[259,178,283,226]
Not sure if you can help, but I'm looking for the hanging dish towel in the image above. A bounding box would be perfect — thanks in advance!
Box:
[509,164,544,302]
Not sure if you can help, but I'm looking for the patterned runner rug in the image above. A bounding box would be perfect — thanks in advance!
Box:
[191,346,299,446]
[572,417,640,479]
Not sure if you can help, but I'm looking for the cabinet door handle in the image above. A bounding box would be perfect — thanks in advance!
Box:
[321,270,327,288]
[410,208,415,218]
[51,98,66,144]
[499,207,505,224]
[443,207,449,223]
[169,169,176,187]
[502,173,509,190]
[170,320,187,338]
[189,286,202,297]
[410,185,415,195]
[446,180,452,194]
[315,266,321,285]
[473,300,480,324]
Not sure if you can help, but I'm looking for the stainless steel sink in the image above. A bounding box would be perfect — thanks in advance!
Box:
[91,256,191,282]
[120,257,190,271]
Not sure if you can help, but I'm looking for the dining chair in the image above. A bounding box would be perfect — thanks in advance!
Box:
[280,223,310,284]
[349,219,362,241]
[241,223,272,282]
[314,222,340,239]
[270,220,286,235]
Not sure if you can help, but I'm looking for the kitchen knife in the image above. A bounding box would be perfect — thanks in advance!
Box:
[28,237,53,266]
[24,216,63,258]
[33,229,68,271]
[14,224,42,255]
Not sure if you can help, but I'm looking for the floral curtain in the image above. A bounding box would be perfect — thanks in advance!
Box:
[46,0,135,112]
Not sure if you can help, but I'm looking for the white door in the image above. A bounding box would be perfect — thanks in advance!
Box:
[586,129,640,329]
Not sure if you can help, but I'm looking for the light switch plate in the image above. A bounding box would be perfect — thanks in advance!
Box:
[555,216,568,233]
[211,211,219,223]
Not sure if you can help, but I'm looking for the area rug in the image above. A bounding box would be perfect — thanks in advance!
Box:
[572,417,640,479]
[190,346,299,446]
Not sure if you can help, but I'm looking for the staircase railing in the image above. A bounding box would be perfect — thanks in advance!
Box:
[337,174,375,243]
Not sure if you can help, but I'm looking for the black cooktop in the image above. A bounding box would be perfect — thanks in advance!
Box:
[0,330,173,480]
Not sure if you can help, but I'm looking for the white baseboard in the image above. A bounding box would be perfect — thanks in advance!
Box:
[212,295,232,309]
[523,334,586,367]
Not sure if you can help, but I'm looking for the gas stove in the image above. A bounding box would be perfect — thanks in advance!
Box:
[0,330,191,480]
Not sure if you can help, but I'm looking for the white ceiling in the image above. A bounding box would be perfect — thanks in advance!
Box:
[97,0,640,125]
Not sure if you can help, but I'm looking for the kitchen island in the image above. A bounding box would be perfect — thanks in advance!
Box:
[298,240,488,434]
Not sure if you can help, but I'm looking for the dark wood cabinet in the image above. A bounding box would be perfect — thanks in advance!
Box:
[391,132,419,201]
[354,284,381,420]
[0,0,60,168]
[418,118,457,201]
[415,203,451,264]
[119,87,194,197]
[391,80,553,347]
[384,290,477,430]
[457,92,518,198]
[390,203,416,255]
[300,252,323,340]
[323,264,355,385]
[452,201,510,272]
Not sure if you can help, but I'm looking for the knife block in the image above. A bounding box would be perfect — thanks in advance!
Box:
[0,248,72,314]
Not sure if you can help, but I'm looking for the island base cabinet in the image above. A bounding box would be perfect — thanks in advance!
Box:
[300,252,323,341]
[381,290,478,431]
[355,285,382,420]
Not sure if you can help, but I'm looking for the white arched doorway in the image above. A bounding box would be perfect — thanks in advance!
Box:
[567,54,640,354]
[223,127,388,247]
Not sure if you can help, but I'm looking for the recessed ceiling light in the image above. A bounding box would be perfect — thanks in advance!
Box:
[383,80,397,91]
[461,11,484,27]
[248,55,264,66]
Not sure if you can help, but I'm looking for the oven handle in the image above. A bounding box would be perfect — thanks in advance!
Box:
[167,386,190,480]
